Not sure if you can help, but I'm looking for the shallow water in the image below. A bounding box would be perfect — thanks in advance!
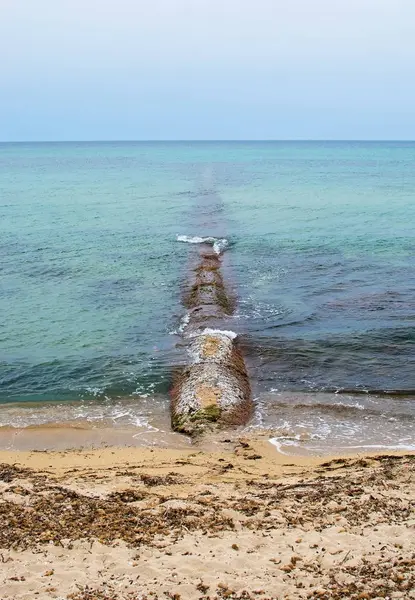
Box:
[1,141,414,453]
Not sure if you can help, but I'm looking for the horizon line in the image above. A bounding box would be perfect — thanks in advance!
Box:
[1,139,415,144]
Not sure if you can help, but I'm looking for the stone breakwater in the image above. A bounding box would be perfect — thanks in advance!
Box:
[171,243,252,437]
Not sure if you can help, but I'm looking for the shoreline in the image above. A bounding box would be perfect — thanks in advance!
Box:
[0,439,414,599]
[1,388,413,457]
[0,436,414,469]
[1,424,415,457]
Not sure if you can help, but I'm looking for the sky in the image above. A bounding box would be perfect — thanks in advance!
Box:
[1,0,415,141]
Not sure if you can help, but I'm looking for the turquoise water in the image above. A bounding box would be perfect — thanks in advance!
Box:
[0,142,414,450]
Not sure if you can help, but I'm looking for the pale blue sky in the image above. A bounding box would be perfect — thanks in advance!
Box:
[1,0,415,141]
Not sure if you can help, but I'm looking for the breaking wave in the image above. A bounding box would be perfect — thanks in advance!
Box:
[187,327,238,340]
[169,311,191,336]
[176,235,229,255]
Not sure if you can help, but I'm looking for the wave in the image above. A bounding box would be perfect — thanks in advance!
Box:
[262,399,414,419]
[198,327,237,339]
[187,327,238,340]
[269,437,316,455]
[322,443,415,452]
[169,311,192,336]
[269,437,415,455]
[330,387,415,397]
[268,386,415,399]
[176,235,229,255]
[0,355,172,404]
[0,396,167,430]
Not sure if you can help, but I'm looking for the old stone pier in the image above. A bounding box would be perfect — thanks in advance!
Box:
[171,242,253,437]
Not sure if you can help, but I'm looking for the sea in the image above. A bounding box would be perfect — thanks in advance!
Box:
[0,141,414,454]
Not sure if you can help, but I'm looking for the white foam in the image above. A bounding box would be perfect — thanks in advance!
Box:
[268,438,297,455]
[270,438,415,456]
[179,311,191,333]
[84,386,105,397]
[176,235,229,255]
[169,311,191,336]
[212,238,229,254]
[333,443,415,451]
[188,327,238,340]
[177,234,208,244]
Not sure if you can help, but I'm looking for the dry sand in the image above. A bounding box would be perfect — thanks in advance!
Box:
[0,436,414,600]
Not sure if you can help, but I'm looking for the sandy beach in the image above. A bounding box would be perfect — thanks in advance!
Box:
[0,436,414,600]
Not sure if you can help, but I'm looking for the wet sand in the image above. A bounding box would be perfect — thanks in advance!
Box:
[0,437,414,599]
[0,424,191,452]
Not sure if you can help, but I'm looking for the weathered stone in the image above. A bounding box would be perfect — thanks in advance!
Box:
[171,331,252,436]
[171,245,252,437]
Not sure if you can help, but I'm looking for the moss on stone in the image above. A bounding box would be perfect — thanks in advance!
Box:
[171,404,222,437]
[171,413,190,433]
[190,404,221,423]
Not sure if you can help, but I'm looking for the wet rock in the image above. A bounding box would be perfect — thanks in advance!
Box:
[171,332,252,437]
[172,244,252,437]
